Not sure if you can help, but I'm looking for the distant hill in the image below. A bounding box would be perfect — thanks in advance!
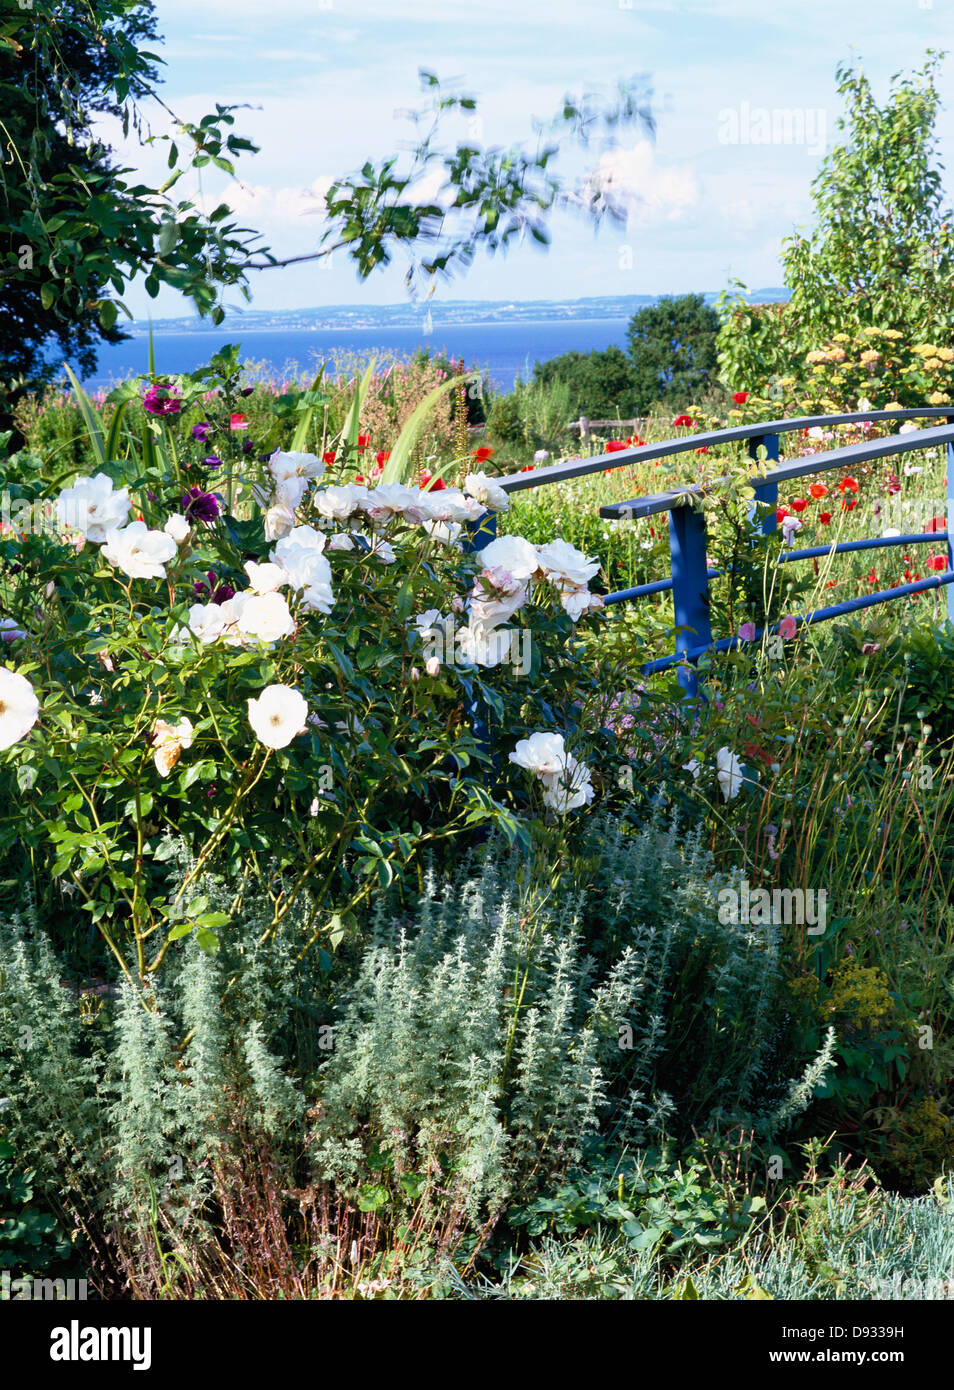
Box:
[128,290,790,336]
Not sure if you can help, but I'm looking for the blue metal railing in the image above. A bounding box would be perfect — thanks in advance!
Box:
[467,408,954,698]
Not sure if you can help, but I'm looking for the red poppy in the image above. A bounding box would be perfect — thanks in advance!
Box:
[928,554,947,572]
[419,472,446,492]
[866,570,878,583]
[841,499,857,511]
[809,483,828,499]
[605,440,628,453]
[357,434,370,450]
[732,391,750,405]
[229,412,249,431]
[672,414,694,428]
[776,507,790,523]
[472,446,494,462]
[626,435,645,447]
[818,512,832,525]
[886,474,901,495]
[520,464,535,473]
[376,451,391,467]
[695,446,710,455]
[838,477,859,493]
[791,498,808,513]
[926,516,946,533]
[323,451,337,465]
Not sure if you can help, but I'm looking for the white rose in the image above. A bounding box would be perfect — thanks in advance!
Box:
[413,609,447,638]
[274,475,309,511]
[0,666,39,749]
[561,586,603,621]
[509,731,567,777]
[101,521,177,580]
[425,656,442,677]
[327,533,356,551]
[187,603,227,645]
[360,483,429,524]
[456,623,516,668]
[422,487,485,524]
[542,755,594,813]
[464,471,510,513]
[163,514,191,544]
[264,502,296,541]
[56,473,130,542]
[536,538,600,587]
[469,567,528,627]
[243,560,287,594]
[478,534,541,581]
[422,519,463,548]
[716,746,745,802]
[314,484,370,521]
[151,716,195,778]
[237,592,296,643]
[218,592,252,646]
[272,537,333,597]
[268,450,325,483]
[247,683,309,749]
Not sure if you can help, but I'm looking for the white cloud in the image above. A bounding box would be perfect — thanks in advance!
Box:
[221,175,334,221]
[584,140,699,225]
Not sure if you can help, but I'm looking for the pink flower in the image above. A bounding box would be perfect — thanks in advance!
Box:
[778,615,798,640]
[738,622,756,642]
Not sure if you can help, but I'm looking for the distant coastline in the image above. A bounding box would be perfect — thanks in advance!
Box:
[125,289,790,337]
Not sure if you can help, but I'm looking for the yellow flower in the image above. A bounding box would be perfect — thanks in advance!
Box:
[860,350,881,363]
[928,391,951,405]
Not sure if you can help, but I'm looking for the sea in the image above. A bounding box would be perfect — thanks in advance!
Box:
[81,319,631,394]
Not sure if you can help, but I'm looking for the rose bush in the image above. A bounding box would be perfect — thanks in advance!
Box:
[0,355,609,983]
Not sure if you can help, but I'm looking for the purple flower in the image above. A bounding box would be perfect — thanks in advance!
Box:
[191,422,211,442]
[203,455,222,470]
[143,382,182,417]
[194,570,235,605]
[180,487,221,523]
[241,439,255,456]
[239,386,254,398]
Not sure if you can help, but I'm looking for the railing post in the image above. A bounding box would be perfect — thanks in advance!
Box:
[462,512,497,765]
[464,512,497,553]
[669,503,712,699]
[748,433,780,535]
[947,418,954,627]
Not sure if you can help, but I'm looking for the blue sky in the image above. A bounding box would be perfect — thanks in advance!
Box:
[115,0,954,318]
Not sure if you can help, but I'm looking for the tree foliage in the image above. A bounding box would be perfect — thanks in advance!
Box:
[532,345,638,419]
[1,1,656,393]
[718,53,954,391]
[626,294,720,410]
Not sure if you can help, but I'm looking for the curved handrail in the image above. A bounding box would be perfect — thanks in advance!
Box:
[600,421,954,520]
[495,407,953,499]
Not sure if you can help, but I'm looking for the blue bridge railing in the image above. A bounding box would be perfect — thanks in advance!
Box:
[469,408,954,698]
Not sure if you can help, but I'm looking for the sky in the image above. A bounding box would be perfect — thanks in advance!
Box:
[112,0,954,319]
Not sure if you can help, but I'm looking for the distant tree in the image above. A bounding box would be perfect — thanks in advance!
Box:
[625,294,720,410]
[532,345,637,418]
